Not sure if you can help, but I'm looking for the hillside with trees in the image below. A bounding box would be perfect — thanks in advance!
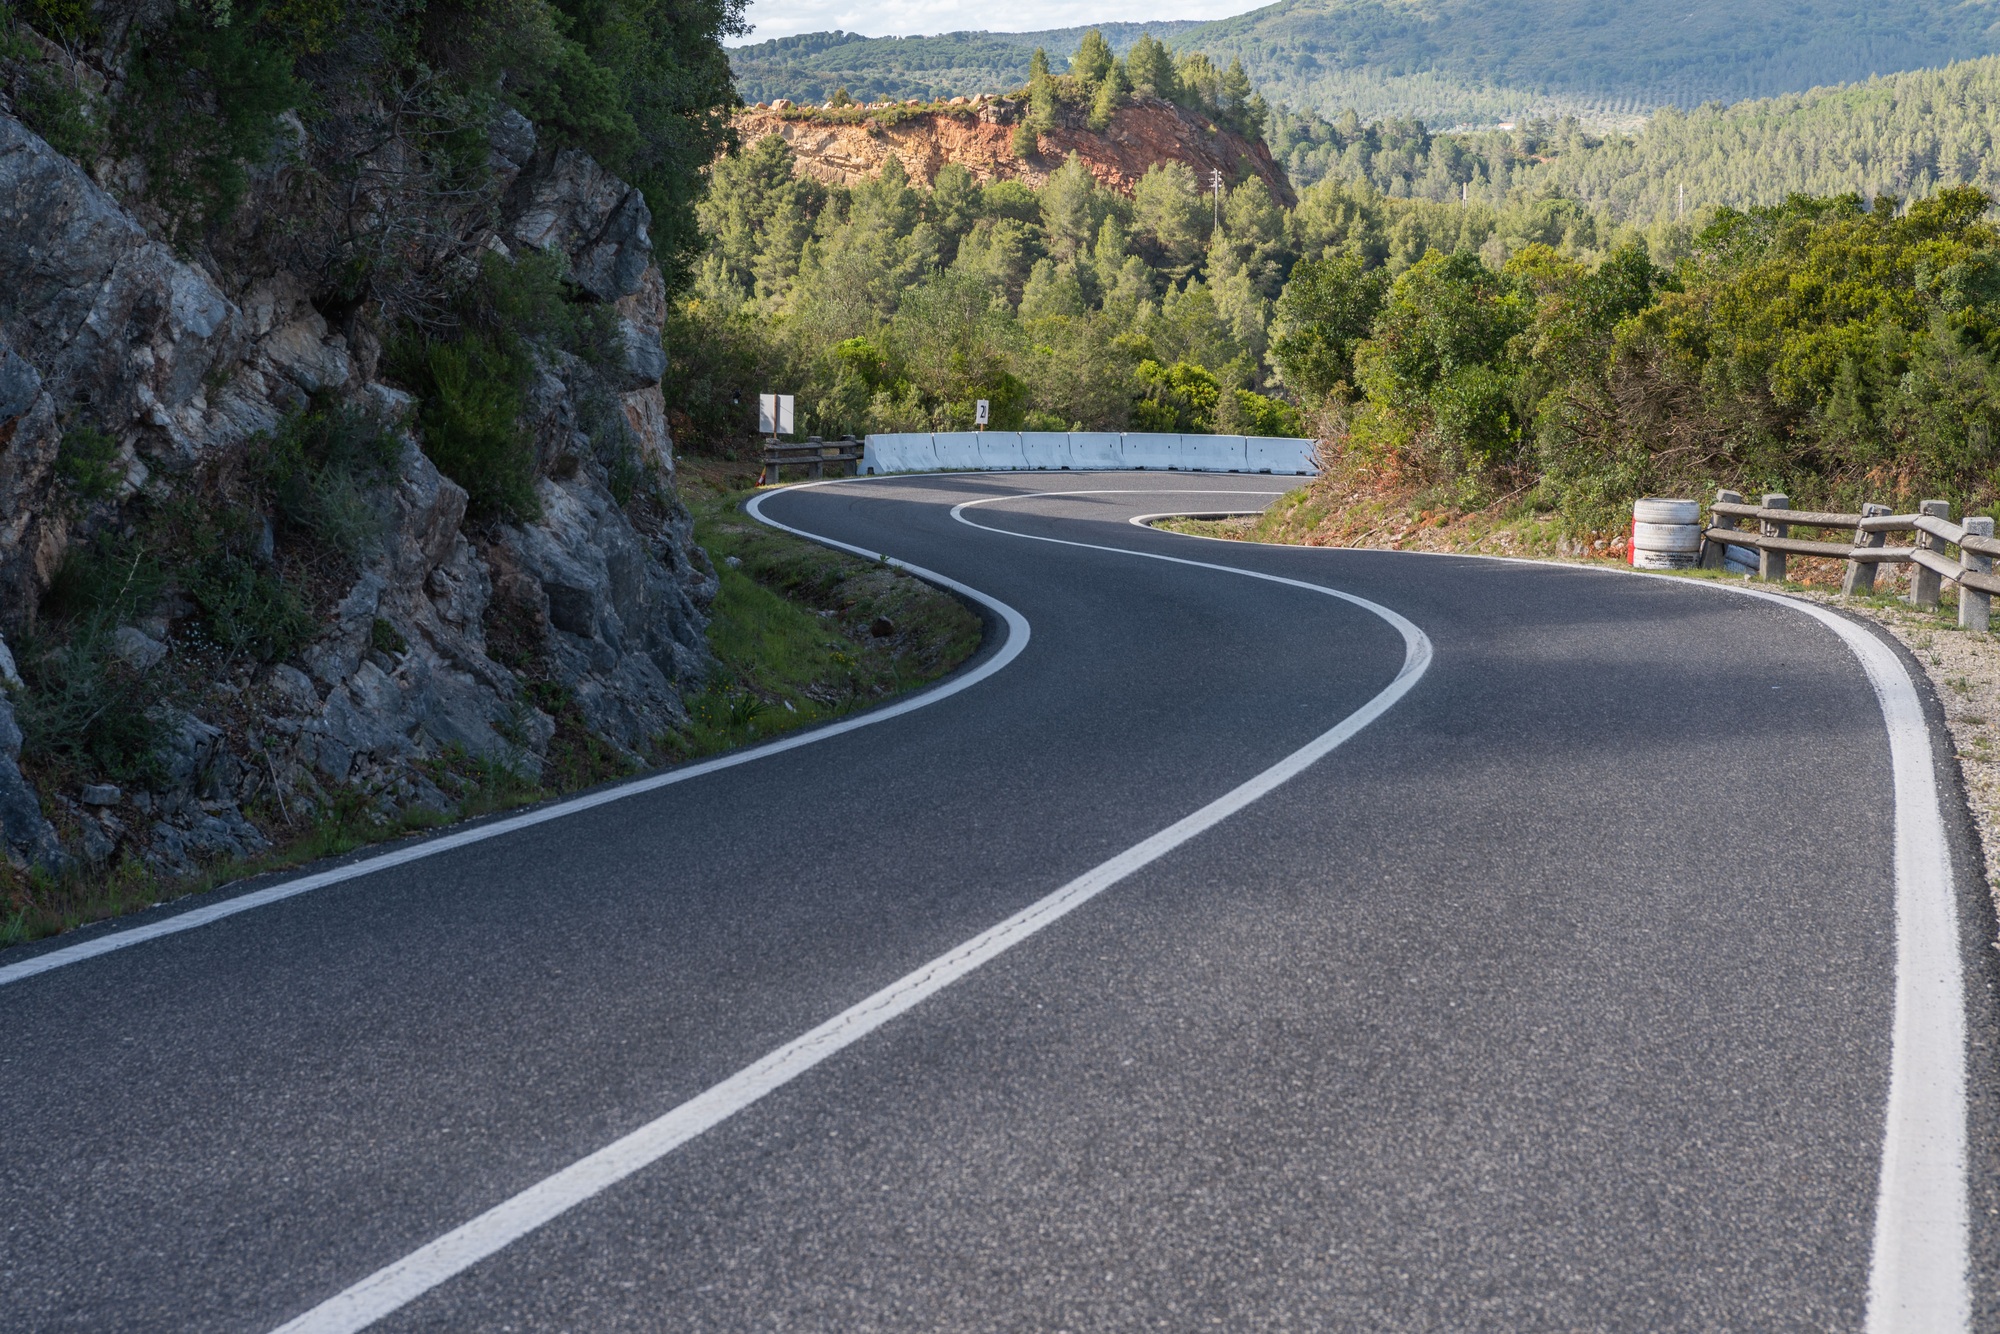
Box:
[729,23,1206,107]
[729,0,2000,128]
[1269,58,2000,226]
[681,30,2000,536]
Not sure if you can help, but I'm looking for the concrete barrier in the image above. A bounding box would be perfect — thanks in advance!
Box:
[931,432,985,470]
[1245,436,1319,475]
[1181,434,1248,471]
[1120,433,1180,470]
[976,432,1028,470]
[1020,432,1069,469]
[860,433,935,475]
[1066,432,1123,469]
[859,431,1322,476]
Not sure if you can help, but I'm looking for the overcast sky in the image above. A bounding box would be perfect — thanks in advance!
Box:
[735,0,1256,44]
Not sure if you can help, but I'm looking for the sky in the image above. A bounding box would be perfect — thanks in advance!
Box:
[734,0,1257,44]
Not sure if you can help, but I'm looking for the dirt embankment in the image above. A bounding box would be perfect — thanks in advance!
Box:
[731,94,1293,203]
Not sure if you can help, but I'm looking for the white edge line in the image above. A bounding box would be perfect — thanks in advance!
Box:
[0,487,1030,990]
[265,481,1433,1334]
[1114,494,1971,1334]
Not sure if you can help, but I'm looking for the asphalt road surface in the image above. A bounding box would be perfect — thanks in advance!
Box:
[2,472,1994,1332]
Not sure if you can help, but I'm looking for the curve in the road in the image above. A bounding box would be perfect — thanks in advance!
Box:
[966,486,1969,1334]
[261,479,1433,1333]
[0,474,1973,1332]
[0,500,1034,991]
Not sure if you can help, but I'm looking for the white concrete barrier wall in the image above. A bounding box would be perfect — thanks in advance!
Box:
[1181,434,1248,471]
[860,433,935,474]
[1020,432,1069,469]
[1246,436,1318,475]
[860,432,1320,476]
[977,432,1028,470]
[931,432,985,470]
[1067,432,1123,468]
[1121,433,1180,470]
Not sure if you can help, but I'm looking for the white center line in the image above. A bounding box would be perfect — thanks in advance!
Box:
[265,481,1432,1333]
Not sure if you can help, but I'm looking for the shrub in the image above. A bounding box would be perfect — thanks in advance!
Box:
[54,425,121,503]
[258,402,403,557]
[397,334,540,522]
[18,536,170,783]
[185,548,315,661]
[115,1,299,241]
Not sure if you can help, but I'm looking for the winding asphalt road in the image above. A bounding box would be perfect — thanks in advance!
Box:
[1,472,1995,1332]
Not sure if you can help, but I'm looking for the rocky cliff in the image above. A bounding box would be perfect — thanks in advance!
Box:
[0,95,715,881]
[732,94,1294,204]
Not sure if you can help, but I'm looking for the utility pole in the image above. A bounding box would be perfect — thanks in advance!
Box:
[1677,182,1685,220]
[1210,166,1223,231]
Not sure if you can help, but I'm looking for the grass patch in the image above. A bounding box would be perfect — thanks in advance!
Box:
[663,482,983,758]
[0,472,985,950]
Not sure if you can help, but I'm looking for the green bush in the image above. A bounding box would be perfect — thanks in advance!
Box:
[54,425,121,503]
[115,1,299,241]
[258,402,403,557]
[19,536,170,784]
[185,548,315,661]
[1134,359,1221,431]
[398,334,541,522]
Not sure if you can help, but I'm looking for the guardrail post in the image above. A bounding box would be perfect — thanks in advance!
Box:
[1701,489,1742,569]
[1910,499,1951,608]
[1759,493,1789,582]
[1962,515,1995,631]
[1843,502,1890,596]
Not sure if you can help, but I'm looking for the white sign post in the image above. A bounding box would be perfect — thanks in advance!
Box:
[758,393,795,437]
[974,398,990,431]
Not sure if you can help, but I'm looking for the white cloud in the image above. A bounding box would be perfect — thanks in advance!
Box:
[736,0,1259,43]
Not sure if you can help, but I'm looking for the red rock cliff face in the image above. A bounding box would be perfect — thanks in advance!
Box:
[730,95,1294,205]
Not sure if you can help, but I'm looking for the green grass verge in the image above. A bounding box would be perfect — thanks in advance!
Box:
[0,486,983,948]
[666,486,982,756]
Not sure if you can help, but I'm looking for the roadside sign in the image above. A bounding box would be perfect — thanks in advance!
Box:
[759,393,795,435]
[975,398,990,428]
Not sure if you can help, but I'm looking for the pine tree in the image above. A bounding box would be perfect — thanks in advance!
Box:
[1123,34,1177,101]
[1090,59,1128,130]
[1015,46,1058,157]
[1072,30,1114,89]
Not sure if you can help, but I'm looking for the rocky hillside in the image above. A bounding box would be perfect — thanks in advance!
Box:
[0,93,713,884]
[733,94,1293,203]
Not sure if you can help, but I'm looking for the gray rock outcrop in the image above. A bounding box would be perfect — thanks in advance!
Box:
[0,101,716,879]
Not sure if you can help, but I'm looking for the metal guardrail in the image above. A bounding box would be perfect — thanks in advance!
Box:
[1702,488,1999,630]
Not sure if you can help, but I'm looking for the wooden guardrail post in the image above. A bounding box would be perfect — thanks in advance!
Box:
[1843,502,1891,595]
[1910,499,1952,608]
[1962,515,1996,631]
[1758,493,1789,582]
[1701,489,1743,569]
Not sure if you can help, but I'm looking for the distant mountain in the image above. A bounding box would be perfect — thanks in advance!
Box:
[729,24,1209,106]
[732,0,2000,126]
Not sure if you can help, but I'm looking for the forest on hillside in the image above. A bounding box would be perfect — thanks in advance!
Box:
[728,0,2000,128]
[678,36,2000,532]
[1270,58,2000,228]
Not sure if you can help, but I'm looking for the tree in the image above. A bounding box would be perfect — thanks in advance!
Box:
[1089,58,1127,130]
[1219,57,1256,135]
[1040,153,1111,263]
[1071,29,1114,88]
[1123,33,1176,100]
[1354,250,1530,477]
[1133,162,1208,273]
[1174,52,1222,116]
[1271,254,1390,401]
[1014,46,1058,156]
